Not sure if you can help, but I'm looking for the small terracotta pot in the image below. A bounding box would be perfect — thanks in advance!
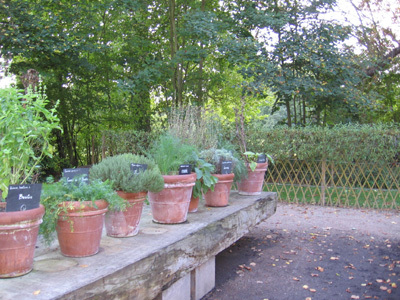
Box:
[56,200,108,257]
[204,173,234,207]
[237,162,268,195]
[105,191,146,238]
[148,173,196,224]
[0,203,45,278]
[188,195,200,213]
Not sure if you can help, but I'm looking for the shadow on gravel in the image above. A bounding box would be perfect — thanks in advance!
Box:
[204,225,400,300]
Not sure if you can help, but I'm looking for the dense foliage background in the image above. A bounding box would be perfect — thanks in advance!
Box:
[1,0,399,175]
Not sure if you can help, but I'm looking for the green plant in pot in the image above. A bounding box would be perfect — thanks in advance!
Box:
[40,176,125,257]
[199,148,243,207]
[189,157,219,213]
[0,86,59,278]
[237,151,274,196]
[90,153,164,237]
[147,133,197,224]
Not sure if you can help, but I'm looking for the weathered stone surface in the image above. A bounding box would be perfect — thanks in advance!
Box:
[0,191,277,300]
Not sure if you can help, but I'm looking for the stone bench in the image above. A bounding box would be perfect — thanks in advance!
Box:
[0,191,277,300]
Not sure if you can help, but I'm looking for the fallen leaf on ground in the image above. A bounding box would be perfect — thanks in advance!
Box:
[79,264,89,268]
[33,290,41,296]
[293,277,300,281]
[316,266,324,272]
[309,288,316,293]
[350,295,360,299]
[391,283,397,288]
[311,273,319,277]
[380,286,388,291]
[303,285,309,290]
[376,279,384,283]
[330,256,339,260]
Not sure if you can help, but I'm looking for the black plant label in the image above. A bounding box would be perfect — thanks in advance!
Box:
[6,184,42,212]
[63,168,90,183]
[131,163,148,175]
[221,161,233,174]
[179,164,192,175]
[257,154,267,163]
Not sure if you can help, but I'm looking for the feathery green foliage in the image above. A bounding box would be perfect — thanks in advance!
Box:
[147,133,197,175]
[40,176,125,244]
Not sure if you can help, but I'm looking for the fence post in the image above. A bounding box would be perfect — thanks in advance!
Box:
[321,159,327,205]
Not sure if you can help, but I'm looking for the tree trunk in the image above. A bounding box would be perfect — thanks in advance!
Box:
[169,0,179,105]
[286,99,292,127]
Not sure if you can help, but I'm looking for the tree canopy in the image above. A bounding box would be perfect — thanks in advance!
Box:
[0,0,398,167]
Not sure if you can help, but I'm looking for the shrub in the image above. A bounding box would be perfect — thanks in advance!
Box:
[90,153,164,193]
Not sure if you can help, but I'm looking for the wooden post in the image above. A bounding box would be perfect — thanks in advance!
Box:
[321,159,326,206]
[101,134,106,160]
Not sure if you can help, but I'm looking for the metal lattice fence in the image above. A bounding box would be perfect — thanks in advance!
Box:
[264,159,400,210]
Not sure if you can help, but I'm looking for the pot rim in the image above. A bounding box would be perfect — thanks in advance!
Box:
[162,172,197,184]
[0,204,45,225]
[58,200,108,215]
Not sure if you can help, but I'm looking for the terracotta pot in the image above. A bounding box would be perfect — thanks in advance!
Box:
[237,162,268,195]
[105,191,146,238]
[148,173,196,224]
[0,203,45,278]
[56,200,108,257]
[204,173,234,207]
[188,195,200,213]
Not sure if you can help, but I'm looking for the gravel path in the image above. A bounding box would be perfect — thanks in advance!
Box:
[204,203,400,300]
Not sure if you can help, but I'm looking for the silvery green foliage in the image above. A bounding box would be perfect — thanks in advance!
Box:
[90,153,164,193]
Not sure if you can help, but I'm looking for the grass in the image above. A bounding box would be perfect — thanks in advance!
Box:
[264,183,400,210]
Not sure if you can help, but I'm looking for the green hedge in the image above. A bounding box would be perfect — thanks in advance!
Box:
[246,124,400,164]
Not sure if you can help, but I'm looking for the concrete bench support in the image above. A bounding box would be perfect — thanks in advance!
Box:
[191,256,216,300]
[0,191,277,300]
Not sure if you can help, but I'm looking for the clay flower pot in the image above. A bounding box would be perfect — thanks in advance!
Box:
[0,203,45,278]
[148,173,196,224]
[56,200,108,257]
[237,162,268,195]
[204,173,234,207]
[188,194,200,213]
[105,191,146,237]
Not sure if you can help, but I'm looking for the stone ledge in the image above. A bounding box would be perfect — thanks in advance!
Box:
[0,191,277,300]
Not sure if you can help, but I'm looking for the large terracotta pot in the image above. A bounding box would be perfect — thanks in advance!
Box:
[237,162,268,195]
[105,191,146,237]
[148,173,196,224]
[0,203,45,278]
[56,200,108,257]
[188,194,200,213]
[204,173,234,207]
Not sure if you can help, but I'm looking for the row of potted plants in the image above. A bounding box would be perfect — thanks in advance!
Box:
[0,133,272,278]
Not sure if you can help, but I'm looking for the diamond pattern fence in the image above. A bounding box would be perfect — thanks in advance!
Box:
[264,159,400,210]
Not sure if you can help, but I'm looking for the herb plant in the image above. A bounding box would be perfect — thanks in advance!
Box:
[40,176,125,244]
[0,86,60,197]
[147,133,197,175]
[243,151,274,171]
[192,158,218,199]
[90,153,164,193]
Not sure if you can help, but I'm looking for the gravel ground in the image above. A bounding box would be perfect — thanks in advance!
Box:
[203,203,400,300]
